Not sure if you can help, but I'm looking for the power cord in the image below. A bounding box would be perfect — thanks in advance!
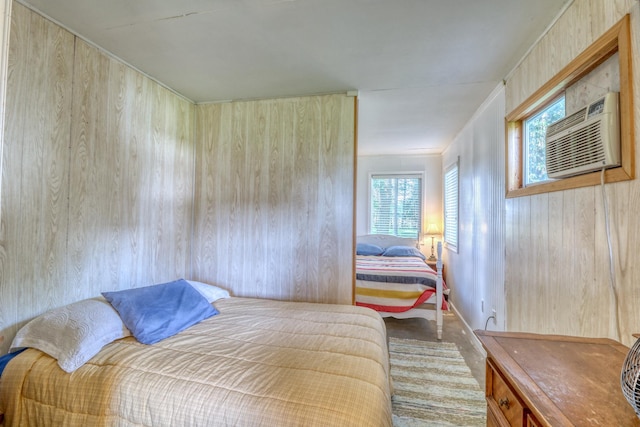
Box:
[484,315,496,330]
[601,168,622,341]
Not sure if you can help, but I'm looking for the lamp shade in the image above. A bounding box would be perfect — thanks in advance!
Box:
[425,223,441,236]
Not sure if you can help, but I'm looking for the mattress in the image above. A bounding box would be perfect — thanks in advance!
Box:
[0,297,392,427]
[355,255,449,312]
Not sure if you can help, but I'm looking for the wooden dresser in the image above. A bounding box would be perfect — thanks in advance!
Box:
[475,330,640,426]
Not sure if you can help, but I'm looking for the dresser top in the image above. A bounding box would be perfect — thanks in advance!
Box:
[475,330,640,426]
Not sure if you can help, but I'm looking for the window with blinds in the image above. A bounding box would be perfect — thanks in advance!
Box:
[443,160,459,251]
[369,174,422,239]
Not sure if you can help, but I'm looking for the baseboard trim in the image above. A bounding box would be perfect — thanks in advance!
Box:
[449,302,486,357]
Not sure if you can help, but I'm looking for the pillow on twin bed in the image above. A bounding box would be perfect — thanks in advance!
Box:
[102,279,219,345]
[186,280,230,303]
[356,243,385,256]
[10,297,131,373]
[9,280,224,373]
[381,245,426,260]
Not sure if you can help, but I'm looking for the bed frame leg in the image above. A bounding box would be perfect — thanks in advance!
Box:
[436,242,444,340]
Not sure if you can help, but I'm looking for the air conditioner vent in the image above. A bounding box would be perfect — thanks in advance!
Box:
[546,107,587,135]
[545,92,620,179]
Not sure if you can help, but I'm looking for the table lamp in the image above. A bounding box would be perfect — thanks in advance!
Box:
[425,223,441,261]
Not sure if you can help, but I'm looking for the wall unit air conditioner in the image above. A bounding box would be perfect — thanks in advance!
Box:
[545,92,620,179]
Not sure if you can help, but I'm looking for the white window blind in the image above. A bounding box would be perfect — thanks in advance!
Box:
[369,174,422,239]
[443,160,459,251]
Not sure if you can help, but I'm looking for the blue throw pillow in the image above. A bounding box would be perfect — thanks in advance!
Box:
[356,243,384,256]
[102,279,218,345]
[381,245,426,260]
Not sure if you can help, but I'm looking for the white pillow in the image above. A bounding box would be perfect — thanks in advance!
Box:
[186,280,230,303]
[11,297,131,373]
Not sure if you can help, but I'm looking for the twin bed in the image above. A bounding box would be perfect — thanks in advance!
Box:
[355,234,448,340]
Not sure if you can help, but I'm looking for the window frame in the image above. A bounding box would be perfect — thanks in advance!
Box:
[368,172,424,239]
[443,158,459,252]
[506,14,634,198]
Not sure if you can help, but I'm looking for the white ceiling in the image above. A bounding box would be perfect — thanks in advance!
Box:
[19,0,571,155]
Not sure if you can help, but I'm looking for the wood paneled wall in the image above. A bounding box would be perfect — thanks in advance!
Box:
[192,95,355,304]
[0,3,74,352]
[0,4,194,353]
[504,0,640,345]
[0,3,356,353]
[67,39,194,296]
[0,0,10,209]
[441,85,506,333]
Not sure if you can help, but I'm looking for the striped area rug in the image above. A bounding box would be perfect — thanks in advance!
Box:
[389,337,486,427]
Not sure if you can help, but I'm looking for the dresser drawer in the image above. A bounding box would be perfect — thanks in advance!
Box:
[526,413,542,427]
[487,405,506,427]
[486,358,526,426]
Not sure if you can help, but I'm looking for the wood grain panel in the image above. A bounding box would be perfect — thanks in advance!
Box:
[192,95,355,304]
[0,6,194,352]
[573,187,599,334]
[333,95,358,304]
[67,38,111,298]
[0,0,10,210]
[125,51,191,286]
[563,0,593,63]
[266,100,287,299]
[168,91,195,279]
[28,2,73,305]
[68,39,194,299]
[530,194,549,329]
[0,4,74,352]
[0,2,31,350]
[559,190,579,335]
[596,0,635,38]
[514,196,531,331]
[546,191,564,333]
[504,0,640,345]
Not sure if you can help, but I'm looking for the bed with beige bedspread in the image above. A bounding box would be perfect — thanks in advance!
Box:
[0,297,392,426]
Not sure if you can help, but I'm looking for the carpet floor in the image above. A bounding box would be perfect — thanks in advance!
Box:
[389,337,487,427]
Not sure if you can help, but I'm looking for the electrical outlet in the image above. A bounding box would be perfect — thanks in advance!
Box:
[492,308,497,324]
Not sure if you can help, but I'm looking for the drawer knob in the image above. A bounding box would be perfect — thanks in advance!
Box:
[499,398,510,409]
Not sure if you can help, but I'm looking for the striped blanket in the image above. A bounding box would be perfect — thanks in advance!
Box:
[355,255,449,313]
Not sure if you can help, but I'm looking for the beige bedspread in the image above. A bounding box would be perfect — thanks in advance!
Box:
[0,297,392,426]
